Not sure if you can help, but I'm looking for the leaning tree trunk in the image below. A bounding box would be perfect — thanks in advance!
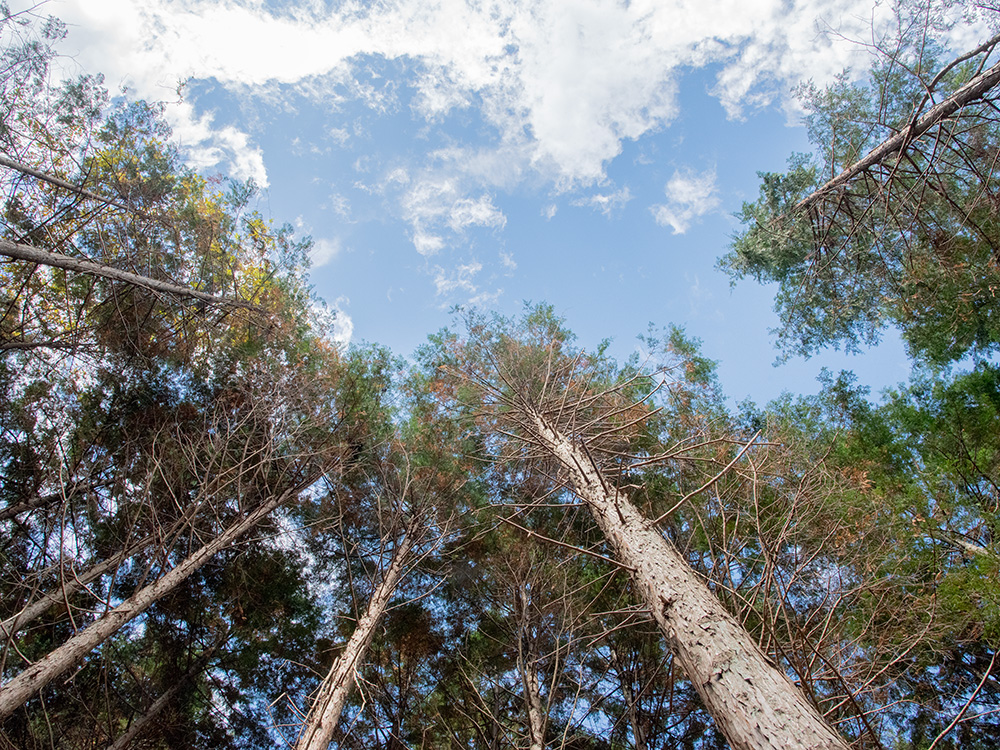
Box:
[530,412,851,750]
[0,485,301,721]
[0,536,153,641]
[294,522,417,750]
[106,637,222,750]
[0,237,256,310]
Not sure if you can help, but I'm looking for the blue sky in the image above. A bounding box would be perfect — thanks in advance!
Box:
[30,0,993,403]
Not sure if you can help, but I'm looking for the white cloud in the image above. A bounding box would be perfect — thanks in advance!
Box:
[310,296,353,346]
[328,127,351,146]
[413,232,446,256]
[572,187,633,217]
[399,175,505,254]
[47,0,947,188]
[433,261,483,296]
[650,167,720,234]
[40,0,994,243]
[500,251,517,272]
[167,102,269,186]
[329,297,354,345]
[448,196,507,232]
[309,237,341,268]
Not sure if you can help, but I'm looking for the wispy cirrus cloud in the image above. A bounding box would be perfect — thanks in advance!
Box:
[572,187,633,217]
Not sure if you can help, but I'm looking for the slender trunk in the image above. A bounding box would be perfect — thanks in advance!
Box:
[0,479,103,522]
[294,524,416,750]
[794,36,1000,213]
[531,413,851,750]
[516,583,546,750]
[105,640,221,750]
[0,487,297,721]
[0,154,148,216]
[0,237,255,310]
[0,536,152,641]
[0,490,69,522]
[521,662,546,750]
[4,491,220,640]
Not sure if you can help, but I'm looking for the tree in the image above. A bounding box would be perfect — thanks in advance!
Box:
[293,451,456,750]
[787,367,1000,747]
[0,10,378,738]
[724,5,1000,364]
[428,308,852,750]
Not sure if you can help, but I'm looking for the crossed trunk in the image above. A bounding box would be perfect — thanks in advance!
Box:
[0,486,300,722]
[294,523,417,750]
[531,412,851,750]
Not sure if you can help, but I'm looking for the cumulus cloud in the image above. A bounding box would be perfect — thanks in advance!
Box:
[650,167,721,234]
[310,297,353,346]
[46,0,961,192]
[166,102,270,186]
[37,0,993,274]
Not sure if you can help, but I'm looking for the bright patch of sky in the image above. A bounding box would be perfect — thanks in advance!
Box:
[28,0,995,402]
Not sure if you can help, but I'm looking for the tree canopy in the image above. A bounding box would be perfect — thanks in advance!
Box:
[2,3,1000,750]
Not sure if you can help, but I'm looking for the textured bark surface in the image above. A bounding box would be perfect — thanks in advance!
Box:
[0,237,255,309]
[516,581,546,750]
[532,413,851,750]
[0,538,150,640]
[295,527,416,750]
[794,37,1000,213]
[0,490,293,721]
[522,662,546,750]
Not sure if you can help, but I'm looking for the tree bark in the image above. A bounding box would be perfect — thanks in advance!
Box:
[294,523,416,750]
[521,659,546,750]
[530,412,851,750]
[0,536,153,641]
[516,582,546,750]
[0,154,144,216]
[0,236,256,310]
[0,486,299,721]
[794,38,1000,214]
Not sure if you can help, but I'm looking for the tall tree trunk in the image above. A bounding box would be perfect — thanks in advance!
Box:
[521,661,546,750]
[0,536,152,641]
[0,237,256,310]
[516,583,546,750]
[0,486,300,721]
[3,497,210,640]
[530,412,851,750]
[294,523,416,750]
[105,638,221,750]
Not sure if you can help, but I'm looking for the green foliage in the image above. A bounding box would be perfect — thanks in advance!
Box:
[724,12,1000,364]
